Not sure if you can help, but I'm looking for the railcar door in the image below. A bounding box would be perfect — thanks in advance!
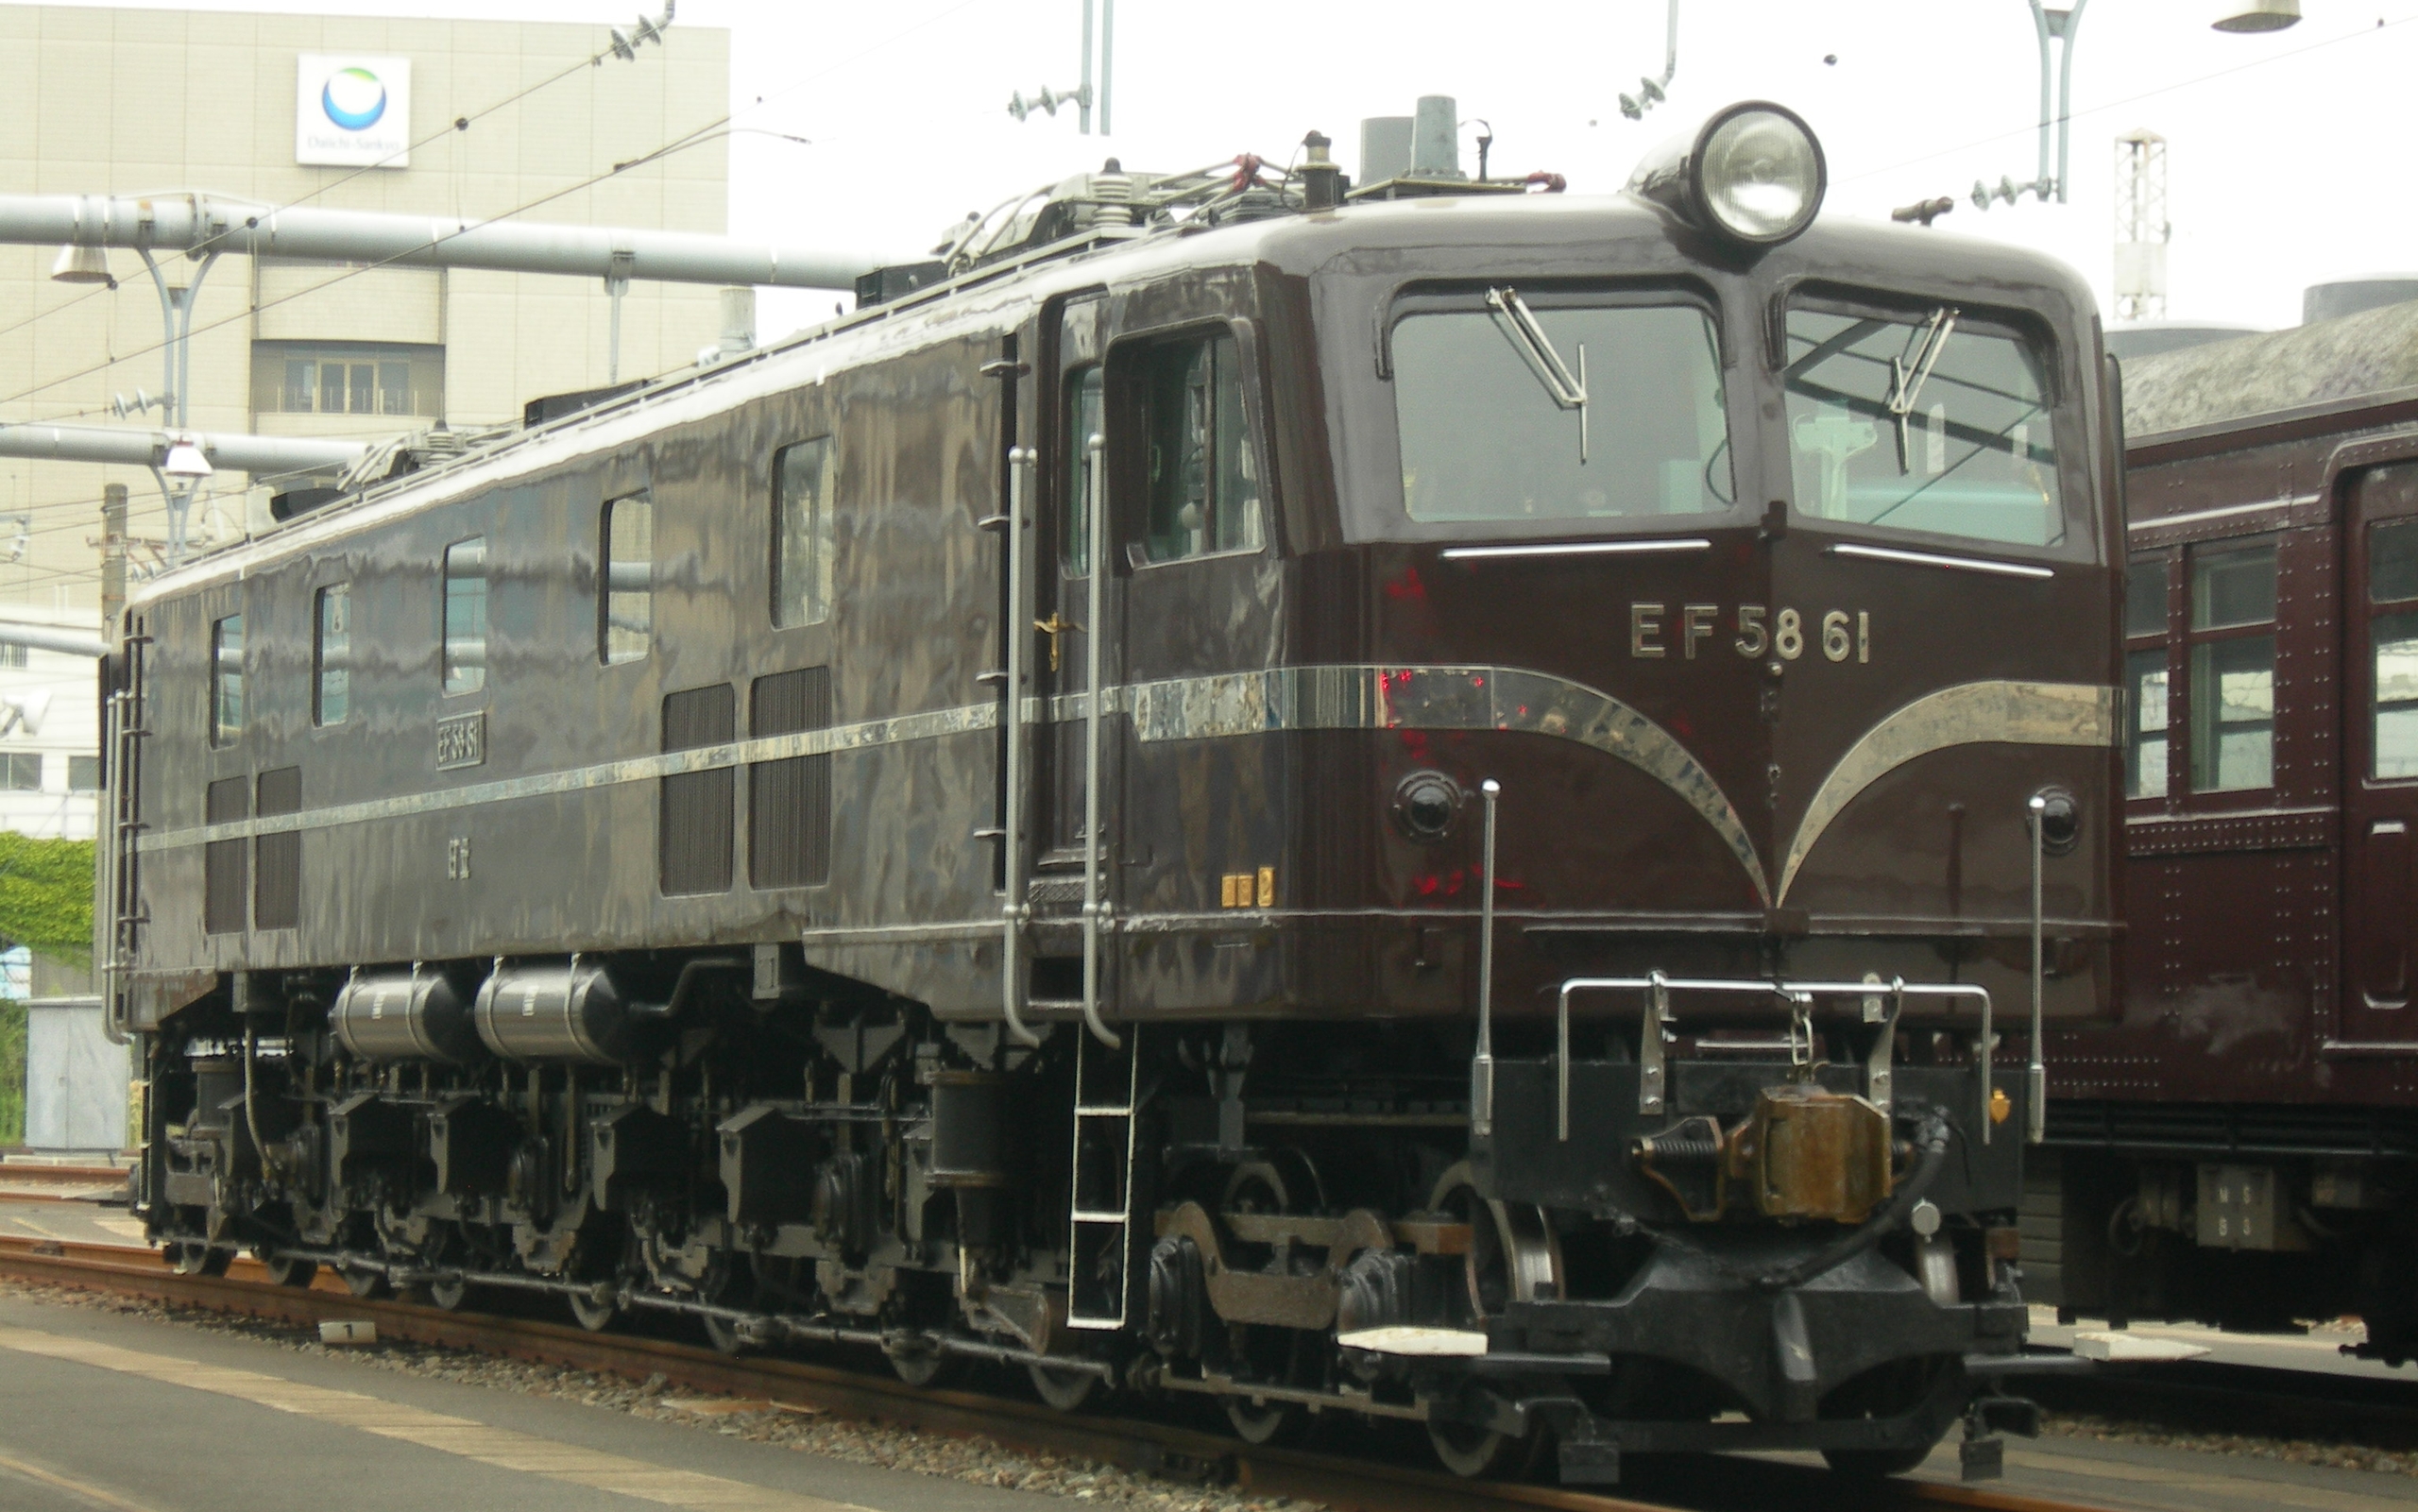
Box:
[2342,457,2418,1043]
[1026,295,1121,1000]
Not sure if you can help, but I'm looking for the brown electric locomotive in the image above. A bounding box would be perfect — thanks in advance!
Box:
[104,102,2120,1482]
[2039,297,2418,1358]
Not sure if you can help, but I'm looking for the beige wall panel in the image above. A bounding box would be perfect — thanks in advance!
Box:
[256,265,443,345]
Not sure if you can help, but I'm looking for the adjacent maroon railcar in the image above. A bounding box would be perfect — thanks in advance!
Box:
[2039,300,2418,1353]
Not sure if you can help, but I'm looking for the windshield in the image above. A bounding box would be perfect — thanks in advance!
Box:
[1393,298,1733,527]
[1782,304,2062,549]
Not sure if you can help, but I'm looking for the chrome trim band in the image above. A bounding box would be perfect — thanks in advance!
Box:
[1826,543,2053,580]
[2128,495,2316,533]
[1123,665,1769,903]
[1439,537,1711,562]
[1776,680,2119,904]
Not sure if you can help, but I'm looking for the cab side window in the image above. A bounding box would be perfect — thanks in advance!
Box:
[1138,333,1262,564]
[2187,538,2276,792]
[773,438,835,629]
[2371,519,2418,777]
[442,537,487,696]
[210,613,244,746]
[2124,554,2169,799]
[1064,365,1102,574]
[601,493,654,665]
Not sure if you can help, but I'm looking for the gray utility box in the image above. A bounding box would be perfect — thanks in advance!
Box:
[26,995,127,1152]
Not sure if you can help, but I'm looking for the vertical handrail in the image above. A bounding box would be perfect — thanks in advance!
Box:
[1473,778,1500,1139]
[998,447,1040,1046]
[2027,793,2048,1145]
[1079,433,1118,1050]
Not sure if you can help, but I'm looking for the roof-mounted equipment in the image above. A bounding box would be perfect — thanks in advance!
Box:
[1627,100,1827,248]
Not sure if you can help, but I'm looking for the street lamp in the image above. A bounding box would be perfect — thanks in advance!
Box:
[2215,0,2300,30]
[47,245,111,286]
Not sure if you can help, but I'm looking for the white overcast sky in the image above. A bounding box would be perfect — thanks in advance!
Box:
[45,0,2418,342]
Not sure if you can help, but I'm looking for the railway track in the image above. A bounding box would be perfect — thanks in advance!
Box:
[0,1233,2108,1512]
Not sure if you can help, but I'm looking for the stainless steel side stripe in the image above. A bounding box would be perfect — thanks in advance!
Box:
[1439,537,1712,561]
[1826,543,2054,580]
[136,665,1769,902]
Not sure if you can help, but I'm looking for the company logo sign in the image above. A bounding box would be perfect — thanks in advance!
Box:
[297,55,411,168]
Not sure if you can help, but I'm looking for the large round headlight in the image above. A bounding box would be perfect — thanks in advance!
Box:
[1626,100,1828,249]
[1697,106,1825,244]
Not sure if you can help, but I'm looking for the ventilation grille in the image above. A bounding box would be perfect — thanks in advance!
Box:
[204,775,248,935]
[253,766,301,931]
[750,666,832,889]
[660,684,735,896]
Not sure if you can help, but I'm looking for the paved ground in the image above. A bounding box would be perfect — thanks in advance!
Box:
[0,1289,1075,1512]
[0,1198,147,1248]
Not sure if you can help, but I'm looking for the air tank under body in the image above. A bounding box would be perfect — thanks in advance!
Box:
[331,968,484,1063]
[472,959,648,1064]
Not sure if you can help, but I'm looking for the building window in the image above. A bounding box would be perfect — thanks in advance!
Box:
[601,494,654,664]
[315,584,350,726]
[2125,554,2170,799]
[252,341,443,417]
[67,755,98,792]
[2187,539,2276,793]
[211,613,244,746]
[0,754,40,790]
[443,538,486,696]
[1138,332,1263,564]
[0,644,26,669]
[773,437,834,629]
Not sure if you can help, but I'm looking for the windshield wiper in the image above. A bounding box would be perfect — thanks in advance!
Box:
[1885,306,1958,474]
[1486,286,1591,464]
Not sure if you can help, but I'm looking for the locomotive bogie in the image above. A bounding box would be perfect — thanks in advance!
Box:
[107,109,2121,1481]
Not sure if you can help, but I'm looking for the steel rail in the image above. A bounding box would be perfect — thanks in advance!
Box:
[0,1234,2107,1512]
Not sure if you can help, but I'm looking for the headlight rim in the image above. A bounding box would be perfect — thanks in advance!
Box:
[1686,99,1828,248]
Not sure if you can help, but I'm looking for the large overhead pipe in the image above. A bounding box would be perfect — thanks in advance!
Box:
[0,193,892,291]
[0,422,367,477]
[0,621,107,658]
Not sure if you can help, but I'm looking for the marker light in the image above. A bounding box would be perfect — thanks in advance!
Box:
[1628,101,1828,249]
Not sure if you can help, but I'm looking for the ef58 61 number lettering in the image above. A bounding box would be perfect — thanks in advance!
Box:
[1628,603,1870,664]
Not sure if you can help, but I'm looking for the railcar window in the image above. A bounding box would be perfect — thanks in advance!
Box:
[1782,306,2061,548]
[1139,334,1262,562]
[602,494,654,665]
[442,538,486,697]
[210,613,243,747]
[2187,540,2276,792]
[1394,301,1730,524]
[773,438,835,628]
[1064,365,1102,573]
[2125,556,2171,799]
[314,584,349,727]
[2370,519,2418,778]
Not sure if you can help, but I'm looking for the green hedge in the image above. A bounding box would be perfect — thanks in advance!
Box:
[0,833,99,1147]
[0,834,94,960]
[0,999,23,1146]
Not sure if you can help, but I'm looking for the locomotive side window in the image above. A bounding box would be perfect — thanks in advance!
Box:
[1393,298,1730,524]
[773,438,835,628]
[1782,304,2061,548]
[2187,539,2276,792]
[1064,365,1102,573]
[2125,555,2171,799]
[210,613,243,747]
[601,494,654,665]
[1139,334,1262,563]
[314,584,349,727]
[442,537,487,697]
[2371,518,2418,777]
